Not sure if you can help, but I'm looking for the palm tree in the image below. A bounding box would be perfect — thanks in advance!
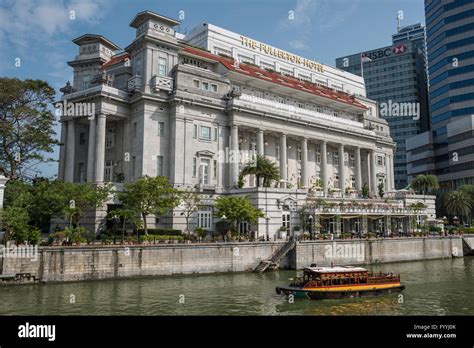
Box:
[239,155,280,188]
[410,174,439,198]
[444,190,473,224]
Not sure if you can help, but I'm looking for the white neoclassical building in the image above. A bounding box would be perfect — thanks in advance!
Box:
[57,11,431,238]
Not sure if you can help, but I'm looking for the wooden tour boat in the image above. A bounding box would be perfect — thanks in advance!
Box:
[276,266,405,300]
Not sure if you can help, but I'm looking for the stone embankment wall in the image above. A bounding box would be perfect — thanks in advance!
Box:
[0,237,466,283]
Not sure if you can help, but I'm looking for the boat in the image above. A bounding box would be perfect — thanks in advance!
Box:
[275,265,405,300]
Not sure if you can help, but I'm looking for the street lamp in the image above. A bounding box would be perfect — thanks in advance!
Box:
[308,215,313,240]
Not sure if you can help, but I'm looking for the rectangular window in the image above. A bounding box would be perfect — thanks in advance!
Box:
[334,175,339,188]
[213,160,217,178]
[214,127,218,141]
[282,212,291,232]
[193,157,197,177]
[79,132,86,145]
[349,155,355,167]
[211,84,218,92]
[333,152,339,166]
[133,123,137,138]
[276,142,280,160]
[297,145,302,161]
[201,158,210,184]
[316,149,321,164]
[200,126,211,140]
[193,124,198,139]
[105,128,115,148]
[351,175,356,188]
[158,57,167,76]
[158,122,165,136]
[377,156,384,166]
[156,156,163,176]
[202,81,209,91]
[193,80,200,88]
[104,160,113,182]
[132,156,136,181]
[82,73,91,89]
[198,207,212,229]
[78,163,85,183]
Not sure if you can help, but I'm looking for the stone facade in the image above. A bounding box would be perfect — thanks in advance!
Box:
[56,10,420,238]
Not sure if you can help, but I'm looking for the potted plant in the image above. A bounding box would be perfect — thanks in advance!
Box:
[278,226,288,239]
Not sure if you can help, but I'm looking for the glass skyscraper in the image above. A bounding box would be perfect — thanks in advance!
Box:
[422,0,474,189]
[336,41,430,189]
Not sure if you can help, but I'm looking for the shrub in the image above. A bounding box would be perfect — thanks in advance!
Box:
[138,228,182,236]
[429,226,442,232]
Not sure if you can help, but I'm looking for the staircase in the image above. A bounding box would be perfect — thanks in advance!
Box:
[254,237,296,273]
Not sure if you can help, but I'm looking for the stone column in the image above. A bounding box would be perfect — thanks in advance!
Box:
[320,141,328,195]
[390,153,395,190]
[355,146,362,191]
[0,175,8,209]
[301,137,308,188]
[64,119,76,182]
[94,114,106,183]
[385,155,391,192]
[370,150,377,195]
[230,125,239,187]
[338,143,345,197]
[280,134,287,188]
[58,120,67,181]
[86,116,96,182]
[257,129,264,156]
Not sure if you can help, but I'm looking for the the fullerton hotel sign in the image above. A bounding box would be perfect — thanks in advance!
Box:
[240,36,324,73]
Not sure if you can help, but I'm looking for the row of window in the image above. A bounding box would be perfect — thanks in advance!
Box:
[429,64,474,88]
[431,92,474,112]
[429,76,474,100]
[192,79,219,92]
[432,106,474,125]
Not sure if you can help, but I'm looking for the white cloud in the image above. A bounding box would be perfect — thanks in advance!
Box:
[289,40,309,50]
[0,0,110,50]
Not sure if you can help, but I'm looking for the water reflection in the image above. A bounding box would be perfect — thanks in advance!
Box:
[0,257,472,316]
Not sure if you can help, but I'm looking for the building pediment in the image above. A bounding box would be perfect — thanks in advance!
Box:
[196,150,215,157]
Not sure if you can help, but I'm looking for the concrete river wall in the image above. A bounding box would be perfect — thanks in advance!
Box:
[0,237,466,283]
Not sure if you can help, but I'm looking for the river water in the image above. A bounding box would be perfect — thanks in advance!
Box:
[0,257,472,315]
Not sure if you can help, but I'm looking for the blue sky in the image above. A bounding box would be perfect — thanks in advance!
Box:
[0,0,425,177]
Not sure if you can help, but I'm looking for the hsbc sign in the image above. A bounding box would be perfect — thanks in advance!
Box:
[362,44,407,61]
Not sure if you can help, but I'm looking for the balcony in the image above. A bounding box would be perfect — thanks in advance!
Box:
[127,75,143,93]
[234,94,375,136]
[151,75,173,93]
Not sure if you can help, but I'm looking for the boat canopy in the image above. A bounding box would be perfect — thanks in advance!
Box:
[303,266,367,273]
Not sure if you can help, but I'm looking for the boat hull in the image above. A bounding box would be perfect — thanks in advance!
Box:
[276,284,405,300]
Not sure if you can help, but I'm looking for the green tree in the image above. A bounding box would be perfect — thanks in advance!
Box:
[410,174,439,197]
[118,176,179,235]
[214,196,264,238]
[378,182,384,198]
[178,189,202,235]
[55,182,112,228]
[0,206,29,243]
[239,155,280,188]
[108,208,142,244]
[444,190,473,224]
[0,78,58,179]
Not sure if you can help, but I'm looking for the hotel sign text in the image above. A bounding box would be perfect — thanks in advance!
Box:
[240,36,324,73]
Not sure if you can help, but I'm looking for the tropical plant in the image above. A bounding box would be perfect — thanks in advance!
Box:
[239,155,280,188]
[361,183,369,198]
[444,190,473,224]
[118,176,180,235]
[378,182,384,198]
[410,174,439,198]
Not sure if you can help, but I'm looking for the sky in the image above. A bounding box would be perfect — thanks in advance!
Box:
[0,0,426,178]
